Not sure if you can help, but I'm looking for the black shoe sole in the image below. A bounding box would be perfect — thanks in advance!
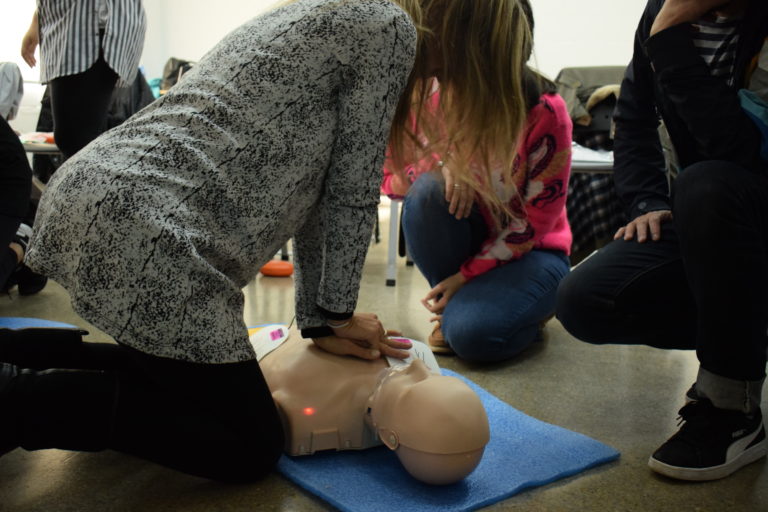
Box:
[648,434,767,481]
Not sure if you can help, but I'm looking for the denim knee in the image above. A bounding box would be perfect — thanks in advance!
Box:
[404,173,444,216]
[442,314,538,363]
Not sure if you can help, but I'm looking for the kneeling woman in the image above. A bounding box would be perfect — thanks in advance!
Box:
[1,0,536,482]
[399,1,573,362]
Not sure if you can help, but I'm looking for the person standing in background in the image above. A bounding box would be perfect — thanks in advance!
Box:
[21,0,146,159]
[0,62,47,295]
[0,116,36,295]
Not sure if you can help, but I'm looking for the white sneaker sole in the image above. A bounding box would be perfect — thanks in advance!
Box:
[648,437,767,481]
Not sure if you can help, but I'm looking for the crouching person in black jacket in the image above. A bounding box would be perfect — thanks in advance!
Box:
[556,0,768,481]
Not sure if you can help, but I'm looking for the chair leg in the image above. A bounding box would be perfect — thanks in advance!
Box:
[398,207,414,266]
[386,200,399,286]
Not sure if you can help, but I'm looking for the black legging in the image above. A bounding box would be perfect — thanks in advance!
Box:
[557,160,768,381]
[1,328,285,482]
[49,55,118,159]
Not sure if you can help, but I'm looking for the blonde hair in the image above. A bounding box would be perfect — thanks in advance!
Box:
[271,0,533,225]
[389,0,533,226]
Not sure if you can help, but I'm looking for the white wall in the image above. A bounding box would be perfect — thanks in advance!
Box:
[141,0,278,80]
[1,0,38,81]
[141,0,648,80]
[3,0,649,131]
[530,0,646,79]
[2,0,650,80]
[2,0,44,133]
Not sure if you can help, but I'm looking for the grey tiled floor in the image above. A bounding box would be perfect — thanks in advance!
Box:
[0,199,766,511]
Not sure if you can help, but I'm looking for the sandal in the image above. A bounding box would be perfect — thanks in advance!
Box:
[428,320,454,355]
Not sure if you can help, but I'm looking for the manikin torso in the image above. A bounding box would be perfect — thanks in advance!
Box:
[253,325,441,456]
[251,325,489,485]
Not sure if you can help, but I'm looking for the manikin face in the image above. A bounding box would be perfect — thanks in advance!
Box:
[368,359,490,485]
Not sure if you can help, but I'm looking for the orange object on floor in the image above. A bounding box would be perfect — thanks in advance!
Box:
[260,260,294,277]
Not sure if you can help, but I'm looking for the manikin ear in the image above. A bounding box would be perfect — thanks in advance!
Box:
[378,428,399,450]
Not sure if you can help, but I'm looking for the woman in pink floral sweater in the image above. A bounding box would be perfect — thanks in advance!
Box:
[395,69,573,361]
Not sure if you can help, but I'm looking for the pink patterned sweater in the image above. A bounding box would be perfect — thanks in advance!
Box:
[383,92,573,281]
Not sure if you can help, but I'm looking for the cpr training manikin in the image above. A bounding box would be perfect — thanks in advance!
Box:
[251,325,490,485]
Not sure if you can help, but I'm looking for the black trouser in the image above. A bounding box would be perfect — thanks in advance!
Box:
[557,160,768,382]
[49,54,118,159]
[0,330,285,482]
[0,217,21,288]
[0,117,32,287]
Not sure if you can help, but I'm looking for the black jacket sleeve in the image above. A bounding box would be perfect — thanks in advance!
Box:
[613,1,765,222]
[645,24,763,169]
[613,1,670,221]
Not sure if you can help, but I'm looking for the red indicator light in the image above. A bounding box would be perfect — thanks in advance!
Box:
[303,407,316,416]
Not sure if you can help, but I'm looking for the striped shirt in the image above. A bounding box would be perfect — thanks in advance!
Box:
[37,0,146,86]
[692,16,740,85]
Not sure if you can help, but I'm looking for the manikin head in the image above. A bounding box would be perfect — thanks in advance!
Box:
[367,359,490,485]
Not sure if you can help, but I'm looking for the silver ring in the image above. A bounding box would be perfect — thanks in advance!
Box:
[453,184,461,188]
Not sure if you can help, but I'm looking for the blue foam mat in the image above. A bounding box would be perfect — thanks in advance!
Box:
[278,370,619,512]
[0,317,80,330]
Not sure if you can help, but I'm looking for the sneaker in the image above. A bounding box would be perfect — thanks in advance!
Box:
[648,398,767,481]
[4,224,48,295]
[14,264,48,295]
[3,264,48,296]
[12,223,33,254]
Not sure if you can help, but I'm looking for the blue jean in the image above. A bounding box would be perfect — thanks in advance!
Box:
[402,173,570,362]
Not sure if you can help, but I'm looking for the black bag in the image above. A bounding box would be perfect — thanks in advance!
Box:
[555,66,625,150]
[160,57,194,91]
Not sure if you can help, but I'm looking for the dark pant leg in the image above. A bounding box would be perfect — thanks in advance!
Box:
[0,217,21,288]
[5,344,284,482]
[673,161,768,381]
[111,349,285,482]
[0,116,33,287]
[0,328,136,371]
[556,222,697,349]
[49,57,118,159]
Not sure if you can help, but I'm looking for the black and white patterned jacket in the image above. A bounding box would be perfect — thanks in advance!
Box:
[28,0,416,363]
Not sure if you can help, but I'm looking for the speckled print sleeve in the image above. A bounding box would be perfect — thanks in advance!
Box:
[293,1,416,329]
